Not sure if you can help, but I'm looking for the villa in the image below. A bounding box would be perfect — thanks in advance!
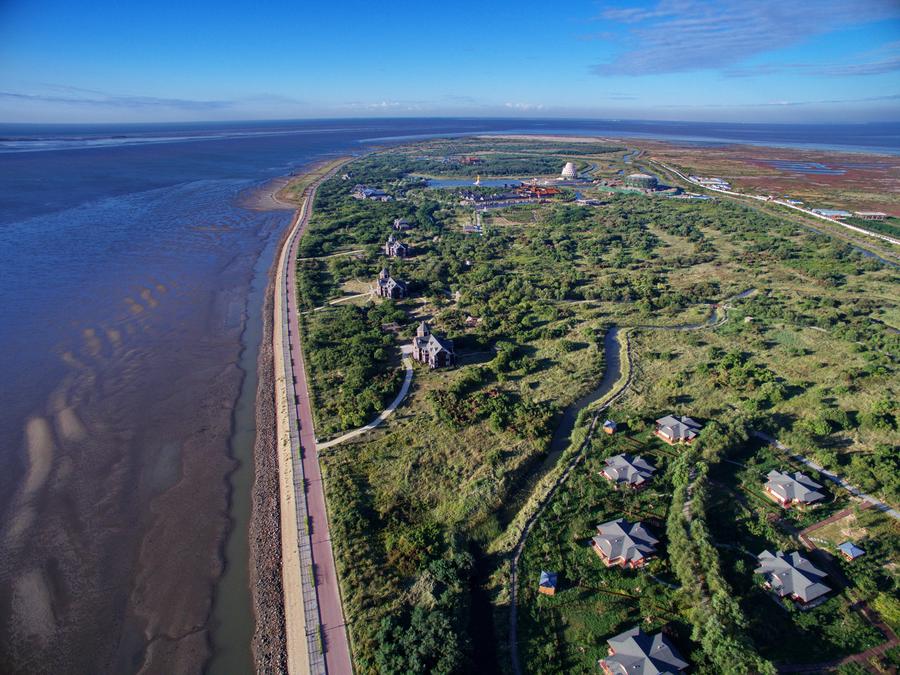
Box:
[601,453,656,489]
[763,470,825,508]
[384,234,409,258]
[654,415,702,445]
[755,550,831,608]
[599,626,688,675]
[591,519,658,569]
[374,268,407,299]
[411,321,455,369]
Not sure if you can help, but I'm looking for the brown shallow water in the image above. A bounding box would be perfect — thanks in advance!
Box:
[0,183,291,673]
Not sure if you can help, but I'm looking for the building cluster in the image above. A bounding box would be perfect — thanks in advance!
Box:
[689,175,732,190]
[532,402,875,670]
[351,184,392,201]
[811,208,890,221]
[458,184,562,209]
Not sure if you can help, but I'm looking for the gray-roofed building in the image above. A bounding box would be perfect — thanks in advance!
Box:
[384,234,409,258]
[411,321,455,369]
[755,550,831,608]
[654,415,702,445]
[591,519,658,569]
[599,626,688,675]
[764,470,825,508]
[837,542,865,561]
[602,453,657,490]
[374,268,407,299]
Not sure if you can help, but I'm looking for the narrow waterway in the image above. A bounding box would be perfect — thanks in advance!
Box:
[548,326,623,455]
[207,224,284,674]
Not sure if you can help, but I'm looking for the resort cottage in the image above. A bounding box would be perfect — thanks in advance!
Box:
[374,268,407,299]
[654,415,702,445]
[411,321,455,369]
[599,626,688,675]
[603,419,617,435]
[763,470,825,508]
[755,550,831,609]
[837,542,865,561]
[538,571,558,596]
[601,453,656,490]
[591,519,658,569]
[384,234,409,258]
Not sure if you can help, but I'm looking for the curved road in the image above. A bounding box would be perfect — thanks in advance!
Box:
[318,346,414,451]
[281,170,353,674]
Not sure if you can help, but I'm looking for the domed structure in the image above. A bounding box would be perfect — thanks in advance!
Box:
[561,162,577,179]
[624,173,658,190]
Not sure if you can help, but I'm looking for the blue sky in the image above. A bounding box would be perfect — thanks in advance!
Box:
[0,0,898,123]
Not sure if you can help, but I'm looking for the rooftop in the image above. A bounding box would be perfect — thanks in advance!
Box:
[592,519,658,565]
[764,470,825,505]
[837,541,865,560]
[603,453,656,487]
[601,626,688,674]
[755,550,830,604]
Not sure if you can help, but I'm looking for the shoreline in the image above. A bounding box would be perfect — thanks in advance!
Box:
[249,158,351,673]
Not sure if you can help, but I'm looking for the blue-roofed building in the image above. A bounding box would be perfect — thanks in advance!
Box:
[603,419,617,435]
[539,570,558,596]
[812,208,852,219]
[837,542,865,561]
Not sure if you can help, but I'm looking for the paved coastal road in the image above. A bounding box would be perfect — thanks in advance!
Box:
[283,172,353,674]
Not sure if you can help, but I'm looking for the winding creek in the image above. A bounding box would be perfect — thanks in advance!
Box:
[506,288,759,675]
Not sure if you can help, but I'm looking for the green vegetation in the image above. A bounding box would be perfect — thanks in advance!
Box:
[844,215,900,239]
[294,138,899,673]
[516,430,682,673]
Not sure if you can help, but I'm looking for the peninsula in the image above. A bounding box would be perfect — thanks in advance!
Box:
[256,136,899,674]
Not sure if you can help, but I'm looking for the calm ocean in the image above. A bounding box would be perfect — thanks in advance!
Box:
[0,117,897,673]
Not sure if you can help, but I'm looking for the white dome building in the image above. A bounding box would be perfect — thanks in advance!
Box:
[561,162,577,179]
